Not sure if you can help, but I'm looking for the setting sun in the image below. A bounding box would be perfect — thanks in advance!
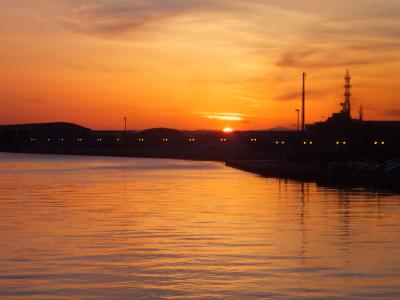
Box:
[223,128,234,133]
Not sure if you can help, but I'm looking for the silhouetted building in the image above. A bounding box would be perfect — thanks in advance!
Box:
[0,122,91,149]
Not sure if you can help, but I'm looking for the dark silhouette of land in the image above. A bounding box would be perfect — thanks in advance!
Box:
[0,115,399,189]
[1,71,399,189]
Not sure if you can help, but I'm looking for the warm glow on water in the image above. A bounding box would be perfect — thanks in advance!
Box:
[0,153,400,299]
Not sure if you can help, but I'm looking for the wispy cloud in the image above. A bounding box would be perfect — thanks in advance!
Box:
[59,1,400,66]
[275,88,334,102]
[384,109,400,118]
[371,108,400,118]
[201,112,251,122]
[61,0,228,35]
[276,47,376,69]
[208,115,243,121]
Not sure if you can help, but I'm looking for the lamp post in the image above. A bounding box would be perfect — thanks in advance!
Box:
[301,72,306,132]
[295,109,300,132]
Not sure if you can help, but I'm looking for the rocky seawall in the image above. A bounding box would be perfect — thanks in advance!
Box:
[226,160,400,191]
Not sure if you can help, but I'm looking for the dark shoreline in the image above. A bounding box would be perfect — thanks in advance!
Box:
[0,148,235,162]
[226,159,400,193]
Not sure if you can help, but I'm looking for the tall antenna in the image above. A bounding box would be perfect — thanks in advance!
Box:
[302,72,306,132]
[341,70,351,117]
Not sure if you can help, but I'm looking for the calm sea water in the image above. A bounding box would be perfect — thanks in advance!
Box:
[0,153,399,300]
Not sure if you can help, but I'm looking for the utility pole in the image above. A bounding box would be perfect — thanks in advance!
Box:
[302,72,306,132]
[295,109,300,131]
[123,117,127,133]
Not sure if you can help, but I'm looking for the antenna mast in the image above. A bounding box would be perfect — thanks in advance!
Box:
[301,72,306,132]
[341,70,352,117]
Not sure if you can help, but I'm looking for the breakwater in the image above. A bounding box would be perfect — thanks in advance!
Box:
[226,160,400,191]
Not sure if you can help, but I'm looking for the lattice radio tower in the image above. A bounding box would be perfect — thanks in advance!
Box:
[341,70,352,117]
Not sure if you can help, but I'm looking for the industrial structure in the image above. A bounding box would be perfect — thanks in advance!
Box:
[307,71,400,147]
[341,70,352,118]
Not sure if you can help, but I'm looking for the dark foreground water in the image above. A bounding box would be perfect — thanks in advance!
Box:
[0,153,399,300]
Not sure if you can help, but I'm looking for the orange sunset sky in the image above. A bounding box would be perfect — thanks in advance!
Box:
[1,0,400,130]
